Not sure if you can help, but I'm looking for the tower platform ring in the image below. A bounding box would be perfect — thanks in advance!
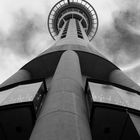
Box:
[48,0,98,41]
[57,11,89,31]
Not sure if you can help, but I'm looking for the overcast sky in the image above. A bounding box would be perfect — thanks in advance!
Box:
[0,0,140,84]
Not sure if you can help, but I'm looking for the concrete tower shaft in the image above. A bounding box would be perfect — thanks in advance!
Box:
[30,50,92,140]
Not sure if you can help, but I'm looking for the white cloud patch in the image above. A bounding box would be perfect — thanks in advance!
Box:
[0,48,28,83]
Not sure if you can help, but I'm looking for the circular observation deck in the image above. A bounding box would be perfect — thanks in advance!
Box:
[48,0,98,41]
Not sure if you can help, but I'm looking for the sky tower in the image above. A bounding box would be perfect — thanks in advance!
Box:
[0,0,140,140]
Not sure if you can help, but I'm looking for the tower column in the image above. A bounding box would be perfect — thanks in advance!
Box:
[30,50,92,140]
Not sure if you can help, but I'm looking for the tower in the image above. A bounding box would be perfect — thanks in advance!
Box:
[0,0,140,139]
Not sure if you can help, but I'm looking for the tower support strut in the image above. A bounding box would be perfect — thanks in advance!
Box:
[30,50,92,140]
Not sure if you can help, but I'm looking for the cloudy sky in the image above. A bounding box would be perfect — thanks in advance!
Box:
[0,0,140,85]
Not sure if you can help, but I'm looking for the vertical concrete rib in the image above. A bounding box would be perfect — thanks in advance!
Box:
[30,50,92,140]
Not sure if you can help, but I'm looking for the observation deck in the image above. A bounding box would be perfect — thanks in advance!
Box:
[48,0,98,41]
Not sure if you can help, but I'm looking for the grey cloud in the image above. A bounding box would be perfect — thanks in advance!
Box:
[112,10,140,58]
[0,9,51,58]
[93,0,140,68]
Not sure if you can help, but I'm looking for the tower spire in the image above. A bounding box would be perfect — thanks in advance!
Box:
[48,0,98,41]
